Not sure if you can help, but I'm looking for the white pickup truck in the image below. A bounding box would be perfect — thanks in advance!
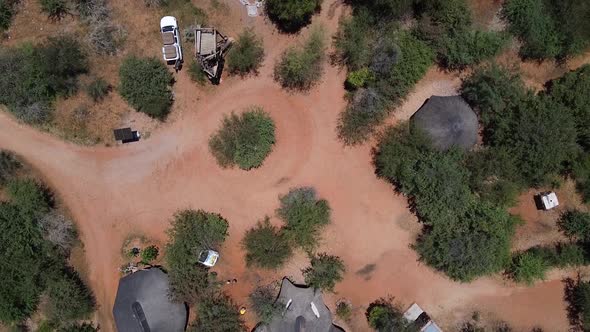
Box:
[160,16,182,64]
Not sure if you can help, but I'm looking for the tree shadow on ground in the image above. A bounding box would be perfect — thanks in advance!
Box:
[563,276,584,332]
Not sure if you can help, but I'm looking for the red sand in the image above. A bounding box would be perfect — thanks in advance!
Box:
[1,0,589,331]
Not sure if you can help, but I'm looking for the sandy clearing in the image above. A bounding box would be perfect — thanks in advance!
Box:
[1,0,589,331]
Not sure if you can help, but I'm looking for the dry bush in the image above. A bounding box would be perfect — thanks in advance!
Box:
[39,211,78,255]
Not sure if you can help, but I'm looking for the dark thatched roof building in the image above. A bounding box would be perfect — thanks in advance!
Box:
[411,95,478,151]
[113,268,187,332]
[254,278,344,332]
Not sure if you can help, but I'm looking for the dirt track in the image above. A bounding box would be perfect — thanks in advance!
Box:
[0,1,582,331]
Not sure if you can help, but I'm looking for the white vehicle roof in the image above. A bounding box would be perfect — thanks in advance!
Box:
[541,192,559,210]
[403,303,424,322]
[160,16,178,29]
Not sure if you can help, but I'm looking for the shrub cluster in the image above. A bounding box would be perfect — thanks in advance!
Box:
[336,28,433,144]
[209,107,275,170]
[366,297,418,332]
[165,209,228,304]
[86,77,110,102]
[503,0,590,59]
[242,187,331,269]
[265,0,321,32]
[75,0,126,55]
[0,0,19,31]
[249,284,282,324]
[0,36,88,124]
[187,60,208,85]
[0,173,94,327]
[0,150,21,185]
[274,27,325,91]
[189,293,247,332]
[302,253,346,292]
[119,56,173,119]
[510,243,587,284]
[374,125,516,281]
[39,0,69,20]
[227,29,265,76]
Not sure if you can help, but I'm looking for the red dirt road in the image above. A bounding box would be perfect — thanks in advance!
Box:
[0,1,584,331]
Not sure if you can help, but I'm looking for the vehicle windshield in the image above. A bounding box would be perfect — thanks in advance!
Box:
[197,250,209,263]
[162,26,174,32]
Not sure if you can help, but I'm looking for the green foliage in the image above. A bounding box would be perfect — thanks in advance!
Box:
[165,209,229,304]
[265,0,321,32]
[242,217,292,269]
[333,11,376,70]
[503,0,590,59]
[141,245,159,263]
[58,323,99,332]
[45,272,95,322]
[274,27,325,91]
[558,210,590,240]
[345,67,373,89]
[6,178,50,218]
[511,252,548,285]
[335,301,352,321]
[118,56,173,119]
[374,124,516,281]
[366,298,418,332]
[277,187,331,252]
[39,0,69,20]
[0,36,88,124]
[0,0,18,31]
[209,107,275,170]
[188,60,208,85]
[190,293,247,332]
[413,0,505,69]
[227,29,265,76]
[574,280,590,331]
[249,284,281,324]
[338,31,433,144]
[302,253,345,292]
[86,78,110,102]
[0,150,21,185]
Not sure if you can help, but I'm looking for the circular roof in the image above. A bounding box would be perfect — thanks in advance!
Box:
[113,268,187,332]
[411,96,479,151]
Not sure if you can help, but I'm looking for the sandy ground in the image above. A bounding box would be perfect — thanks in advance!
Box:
[1,0,590,331]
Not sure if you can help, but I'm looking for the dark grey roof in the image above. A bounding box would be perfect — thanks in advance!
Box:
[254,279,344,332]
[411,96,478,151]
[113,128,133,141]
[113,268,187,332]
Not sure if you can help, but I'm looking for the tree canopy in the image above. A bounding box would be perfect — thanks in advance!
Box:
[242,217,292,269]
[265,0,321,32]
[302,253,346,292]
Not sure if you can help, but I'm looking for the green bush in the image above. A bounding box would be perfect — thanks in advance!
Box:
[141,245,159,263]
[6,178,50,218]
[165,209,229,304]
[558,210,590,240]
[511,252,548,285]
[437,30,507,69]
[333,11,376,70]
[0,37,88,124]
[249,284,281,324]
[0,150,21,185]
[274,27,325,91]
[0,0,18,31]
[556,243,586,267]
[265,0,321,32]
[574,280,590,331]
[227,29,265,76]
[209,107,275,170]
[277,187,331,252]
[86,78,110,102]
[242,217,292,269]
[503,0,590,59]
[366,298,418,332]
[336,301,352,321]
[58,323,99,332]
[119,56,173,119]
[302,253,345,292]
[39,0,69,19]
[190,293,247,332]
[45,272,95,322]
[345,67,373,89]
[188,60,208,85]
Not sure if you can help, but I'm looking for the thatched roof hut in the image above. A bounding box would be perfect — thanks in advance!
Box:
[411,96,478,150]
[113,268,187,332]
[254,278,344,332]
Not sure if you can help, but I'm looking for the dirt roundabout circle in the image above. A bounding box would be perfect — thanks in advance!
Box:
[0,1,583,330]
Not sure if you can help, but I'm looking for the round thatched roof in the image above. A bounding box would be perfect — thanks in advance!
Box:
[411,96,478,150]
[113,268,187,332]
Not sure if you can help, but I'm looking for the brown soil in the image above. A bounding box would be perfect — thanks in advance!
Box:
[1,0,590,331]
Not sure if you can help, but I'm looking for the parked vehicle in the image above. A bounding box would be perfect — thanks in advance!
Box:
[197,249,219,267]
[160,16,183,66]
